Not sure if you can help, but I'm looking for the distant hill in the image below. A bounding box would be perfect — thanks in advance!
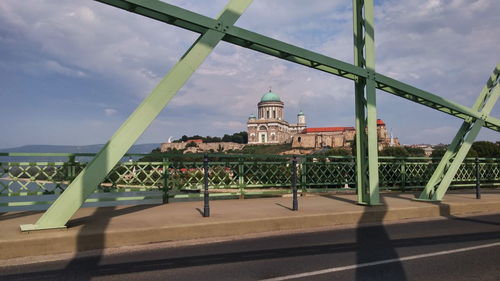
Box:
[0,143,160,154]
[0,143,160,162]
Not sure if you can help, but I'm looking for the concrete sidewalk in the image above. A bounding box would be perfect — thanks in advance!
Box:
[1,190,500,260]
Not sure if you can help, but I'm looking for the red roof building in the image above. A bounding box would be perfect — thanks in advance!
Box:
[302,127,355,134]
[186,139,203,143]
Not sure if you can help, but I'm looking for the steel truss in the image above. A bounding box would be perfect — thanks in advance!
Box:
[21,0,499,230]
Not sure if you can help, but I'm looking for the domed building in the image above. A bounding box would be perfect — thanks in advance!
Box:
[246,90,400,149]
[247,90,306,144]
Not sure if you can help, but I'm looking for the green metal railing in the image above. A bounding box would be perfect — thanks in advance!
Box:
[1,152,499,211]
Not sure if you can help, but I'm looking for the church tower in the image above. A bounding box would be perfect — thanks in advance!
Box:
[297,110,306,125]
[247,90,291,144]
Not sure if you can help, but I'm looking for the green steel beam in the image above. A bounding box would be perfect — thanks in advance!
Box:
[353,0,368,204]
[374,74,500,131]
[364,0,380,205]
[353,0,380,205]
[20,0,252,231]
[94,0,500,133]
[95,0,366,81]
[419,64,500,201]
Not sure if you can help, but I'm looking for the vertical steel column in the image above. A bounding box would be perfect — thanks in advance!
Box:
[20,0,253,231]
[419,64,499,201]
[353,0,380,205]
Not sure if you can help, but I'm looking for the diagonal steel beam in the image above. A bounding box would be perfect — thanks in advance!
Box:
[95,0,500,133]
[419,63,500,201]
[20,0,253,231]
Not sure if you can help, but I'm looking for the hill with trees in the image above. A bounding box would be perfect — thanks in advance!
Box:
[173,131,248,144]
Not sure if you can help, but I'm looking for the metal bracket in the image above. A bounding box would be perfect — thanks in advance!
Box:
[213,21,230,33]
[366,70,376,80]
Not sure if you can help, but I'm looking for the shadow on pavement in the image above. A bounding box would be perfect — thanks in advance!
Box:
[392,192,500,227]
[63,204,159,281]
[0,211,43,221]
[3,226,500,280]
[2,191,500,280]
[354,195,407,281]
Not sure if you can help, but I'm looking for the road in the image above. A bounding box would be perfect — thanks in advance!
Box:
[1,213,500,281]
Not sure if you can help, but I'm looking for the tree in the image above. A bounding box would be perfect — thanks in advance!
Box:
[185,141,198,148]
[221,134,231,142]
[173,131,248,144]
[325,148,351,156]
[431,145,478,160]
[405,146,425,157]
[379,146,409,157]
[471,141,500,158]
[138,147,162,162]
[431,145,447,159]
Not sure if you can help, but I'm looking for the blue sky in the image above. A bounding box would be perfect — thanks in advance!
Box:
[0,0,498,149]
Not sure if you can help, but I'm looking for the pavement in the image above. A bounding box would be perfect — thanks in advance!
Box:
[1,190,500,261]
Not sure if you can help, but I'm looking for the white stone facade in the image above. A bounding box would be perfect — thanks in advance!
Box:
[247,91,306,144]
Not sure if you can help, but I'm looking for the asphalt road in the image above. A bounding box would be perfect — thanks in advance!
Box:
[1,213,500,281]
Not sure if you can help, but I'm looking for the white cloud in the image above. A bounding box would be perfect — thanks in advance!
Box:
[44,60,86,78]
[0,0,498,146]
[104,108,117,116]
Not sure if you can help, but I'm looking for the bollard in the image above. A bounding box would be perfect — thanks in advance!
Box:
[475,157,481,199]
[292,156,298,211]
[203,154,210,217]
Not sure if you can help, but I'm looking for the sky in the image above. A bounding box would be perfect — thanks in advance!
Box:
[0,0,498,149]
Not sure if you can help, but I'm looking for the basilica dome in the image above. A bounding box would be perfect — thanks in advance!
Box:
[260,91,281,102]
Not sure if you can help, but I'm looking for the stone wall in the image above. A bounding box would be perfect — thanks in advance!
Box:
[292,134,352,149]
[160,142,245,153]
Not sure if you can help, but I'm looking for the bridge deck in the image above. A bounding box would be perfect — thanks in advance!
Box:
[1,190,500,260]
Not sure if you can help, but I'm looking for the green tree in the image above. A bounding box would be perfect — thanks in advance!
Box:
[185,142,198,148]
[173,131,248,144]
[471,141,500,158]
[325,148,351,156]
[405,146,425,157]
[431,145,478,160]
[138,147,162,162]
[379,146,409,157]
[431,145,447,159]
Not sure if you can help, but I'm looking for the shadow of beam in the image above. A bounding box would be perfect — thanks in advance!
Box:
[3,228,500,280]
[355,195,407,280]
[62,204,159,280]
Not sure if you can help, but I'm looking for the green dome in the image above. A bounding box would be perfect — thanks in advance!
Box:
[248,113,256,119]
[298,110,304,116]
[260,91,281,102]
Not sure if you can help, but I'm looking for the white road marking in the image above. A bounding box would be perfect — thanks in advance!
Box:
[261,241,500,281]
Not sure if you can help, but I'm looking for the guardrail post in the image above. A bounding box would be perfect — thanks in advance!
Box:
[67,155,76,181]
[292,156,298,211]
[162,157,169,204]
[203,154,210,217]
[301,158,307,192]
[400,160,406,192]
[238,157,245,199]
[475,157,481,199]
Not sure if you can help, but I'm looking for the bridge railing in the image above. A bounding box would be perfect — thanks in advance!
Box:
[1,153,499,211]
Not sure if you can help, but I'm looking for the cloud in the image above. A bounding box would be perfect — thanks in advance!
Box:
[0,0,498,147]
[104,108,117,116]
[44,60,86,78]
